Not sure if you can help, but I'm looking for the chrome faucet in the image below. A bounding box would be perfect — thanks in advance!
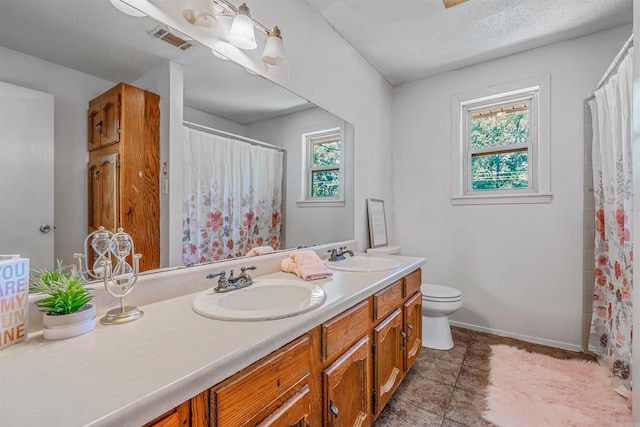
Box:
[207,266,257,293]
[327,246,354,262]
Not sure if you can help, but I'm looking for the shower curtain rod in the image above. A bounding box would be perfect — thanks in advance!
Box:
[183,121,286,153]
[592,34,634,94]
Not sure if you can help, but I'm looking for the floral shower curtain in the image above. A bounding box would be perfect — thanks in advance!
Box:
[588,45,633,399]
[182,126,284,264]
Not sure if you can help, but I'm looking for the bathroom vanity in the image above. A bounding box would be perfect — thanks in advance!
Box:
[0,245,424,427]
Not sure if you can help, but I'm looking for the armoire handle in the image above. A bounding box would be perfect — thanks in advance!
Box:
[329,400,339,427]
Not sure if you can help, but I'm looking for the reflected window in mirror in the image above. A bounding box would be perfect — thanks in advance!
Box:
[299,126,345,207]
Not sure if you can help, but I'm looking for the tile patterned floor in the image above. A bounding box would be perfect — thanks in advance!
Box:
[373,326,595,427]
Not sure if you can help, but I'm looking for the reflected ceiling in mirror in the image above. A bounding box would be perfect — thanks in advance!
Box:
[0,0,354,272]
[0,0,307,124]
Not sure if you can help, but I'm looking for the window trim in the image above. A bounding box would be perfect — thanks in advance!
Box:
[297,125,345,207]
[451,75,552,205]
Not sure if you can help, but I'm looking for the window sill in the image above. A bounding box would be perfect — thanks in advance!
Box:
[296,199,345,208]
[451,192,552,205]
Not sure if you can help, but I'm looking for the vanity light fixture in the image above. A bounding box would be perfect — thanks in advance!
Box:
[182,0,218,28]
[261,26,287,65]
[229,3,257,50]
[109,0,146,17]
[180,0,288,66]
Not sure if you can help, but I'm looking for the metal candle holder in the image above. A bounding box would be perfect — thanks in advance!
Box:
[75,227,144,325]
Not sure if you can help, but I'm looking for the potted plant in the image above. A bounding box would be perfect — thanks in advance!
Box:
[29,262,96,340]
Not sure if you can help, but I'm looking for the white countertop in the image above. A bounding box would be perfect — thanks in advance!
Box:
[0,255,424,427]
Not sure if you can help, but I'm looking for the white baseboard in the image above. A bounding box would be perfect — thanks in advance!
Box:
[449,320,583,353]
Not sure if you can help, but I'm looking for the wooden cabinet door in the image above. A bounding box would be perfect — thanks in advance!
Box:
[87,99,101,151]
[373,309,403,415]
[323,336,370,427]
[403,292,422,372]
[142,399,190,427]
[212,334,311,427]
[257,385,311,427]
[100,90,120,147]
[87,90,120,151]
[87,153,118,234]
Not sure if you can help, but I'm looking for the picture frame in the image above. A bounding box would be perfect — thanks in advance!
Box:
[367,198,388,248]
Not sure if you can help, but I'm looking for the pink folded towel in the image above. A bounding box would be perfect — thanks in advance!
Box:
[280,250,333,281]
[246,246,275,257]
[290,250,326,267]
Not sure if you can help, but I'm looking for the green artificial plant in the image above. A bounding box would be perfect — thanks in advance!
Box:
[29,262,93,315]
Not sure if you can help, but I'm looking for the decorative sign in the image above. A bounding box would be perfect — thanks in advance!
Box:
[0,256,29,350]
[367,199,388,248]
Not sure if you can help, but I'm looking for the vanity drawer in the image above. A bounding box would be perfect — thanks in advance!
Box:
[212,333,311,427]
[404,269,422,299]
[373,280,403,322]
[322,300,370,363]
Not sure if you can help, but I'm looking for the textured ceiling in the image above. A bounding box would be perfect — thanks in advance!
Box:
[305,0,633,86]
[0,0,309,124]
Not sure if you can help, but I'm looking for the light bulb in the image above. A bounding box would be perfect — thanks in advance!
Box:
[229,3,257,50]
[261,26,287,66]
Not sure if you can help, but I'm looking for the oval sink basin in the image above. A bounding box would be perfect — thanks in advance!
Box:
[192,279,326,321]
[327,256,401,272]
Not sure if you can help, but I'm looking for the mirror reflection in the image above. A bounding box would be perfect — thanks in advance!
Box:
[0,0,354,274]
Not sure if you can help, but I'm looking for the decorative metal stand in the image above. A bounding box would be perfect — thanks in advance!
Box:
[75,227,144,325]
[75,226,113,281]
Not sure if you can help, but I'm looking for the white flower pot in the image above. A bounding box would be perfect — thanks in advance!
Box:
[42,304,96,340]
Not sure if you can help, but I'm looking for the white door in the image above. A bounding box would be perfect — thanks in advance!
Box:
[0,81,54,270]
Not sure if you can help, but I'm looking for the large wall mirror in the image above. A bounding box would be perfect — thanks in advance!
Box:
[0,0,354,273]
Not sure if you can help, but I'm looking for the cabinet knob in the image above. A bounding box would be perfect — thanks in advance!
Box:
[329,400,339,427]
[406,323,414,339]
[96,120,103,135]
[39,224,51,233]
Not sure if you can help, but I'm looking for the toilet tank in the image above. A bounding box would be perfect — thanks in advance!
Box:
[366,245,402,255]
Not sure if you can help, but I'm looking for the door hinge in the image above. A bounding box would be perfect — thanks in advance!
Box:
[372,390,377,409]
[372,343,376,356]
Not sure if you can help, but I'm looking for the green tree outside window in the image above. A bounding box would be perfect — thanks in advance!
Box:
[311,137,341,197]
[470,110,529,190]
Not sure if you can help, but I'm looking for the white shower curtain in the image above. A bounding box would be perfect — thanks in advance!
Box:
[182,126,284,263]
[588,45,633,401]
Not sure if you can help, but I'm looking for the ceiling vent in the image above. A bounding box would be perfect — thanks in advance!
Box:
[150,25,193,50]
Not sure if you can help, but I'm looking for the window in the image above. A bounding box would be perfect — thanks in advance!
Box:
[299,126,345,207]
[451,75,551,205]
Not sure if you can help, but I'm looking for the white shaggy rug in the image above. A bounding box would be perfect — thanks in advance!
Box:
[484,344,631,427]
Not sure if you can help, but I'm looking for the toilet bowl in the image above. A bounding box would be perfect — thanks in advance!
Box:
[421,284,463,350]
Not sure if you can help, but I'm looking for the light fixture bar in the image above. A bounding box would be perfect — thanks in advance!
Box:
[213,0,271,35]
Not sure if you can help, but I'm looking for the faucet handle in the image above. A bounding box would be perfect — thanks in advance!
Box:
[339,246,346,250]
[207,271,228,287]
[206,271,226,280]
[241,266,257,273]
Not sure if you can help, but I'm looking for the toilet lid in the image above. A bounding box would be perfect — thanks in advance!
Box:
[421,284,462,300]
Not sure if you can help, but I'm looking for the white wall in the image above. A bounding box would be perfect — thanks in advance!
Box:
[0,47,114,266]
[247,107,353,249]
[391,25,632,349]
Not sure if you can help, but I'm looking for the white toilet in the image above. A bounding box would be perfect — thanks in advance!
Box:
[367,245,463,351]
[420,283,462,350]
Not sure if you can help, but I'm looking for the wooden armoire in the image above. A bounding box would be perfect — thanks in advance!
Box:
[87,82,160,272]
